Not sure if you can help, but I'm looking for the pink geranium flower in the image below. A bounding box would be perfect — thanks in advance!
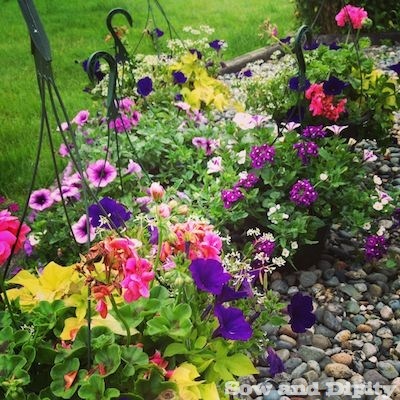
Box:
[121,255,155,302]
[0,210,30,265]
[86,160,117,188]
[335,5,368,30]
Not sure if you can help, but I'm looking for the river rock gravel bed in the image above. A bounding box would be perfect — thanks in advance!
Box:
[222,45,400,400]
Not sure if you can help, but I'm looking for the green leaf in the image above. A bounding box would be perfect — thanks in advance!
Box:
[93,344,121,376]
[226,354,259,376]
[164,343,189,357]
[50,358,83,399]
[77,375,120,400]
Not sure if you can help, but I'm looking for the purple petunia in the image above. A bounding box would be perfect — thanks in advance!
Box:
[86,160,117,188]
[148,225,159,245]
[72,214,96,244]
[249,144,275,169]
[266,347,285,377]
[290,179,318,207]
[209,39,224,52]
[172,71,187,85]
[322,75,348,95]
[287,292,316,333]
[241,69,253,78]
[29,189,54,211]
[189,258,231,295]
[213,304,252,341]
[88,197,131,229]
[137,77,153,97]
[153,28,164,38]
[216,281,252,303]
[289,76,310,91]
[364,234,389,260]
[388,62,400,75]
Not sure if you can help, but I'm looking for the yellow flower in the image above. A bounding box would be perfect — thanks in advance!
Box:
[7,262,81,310]
[169,363,203,400]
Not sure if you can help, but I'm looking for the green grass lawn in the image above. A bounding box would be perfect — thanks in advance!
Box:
[0,0,295,203]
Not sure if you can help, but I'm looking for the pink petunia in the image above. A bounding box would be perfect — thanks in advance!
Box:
[51,186,80,202]
[335,5,368,30]
[72,110,90,126]
[29,189,54,211]
[86,160,117,188]
[72,214,96,244]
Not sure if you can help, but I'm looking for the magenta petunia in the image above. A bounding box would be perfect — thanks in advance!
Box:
[29,189,54,211]
[72,214,96,244]
[72,110,90,126]
[86,160,117,188]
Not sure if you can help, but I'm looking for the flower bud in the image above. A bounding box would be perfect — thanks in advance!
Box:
[149,182,165,201]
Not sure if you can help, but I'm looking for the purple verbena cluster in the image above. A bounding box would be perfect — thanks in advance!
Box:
[235,172,259,189]
[364,234,388,260]
[249,144,275,169]
[254,237,275,258]
[221,187,244,209]
[302,125,326,139]
[293,141,319,164]
[290,179,318,207]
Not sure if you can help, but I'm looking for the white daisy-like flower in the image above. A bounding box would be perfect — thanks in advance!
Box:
[272,257,286,267]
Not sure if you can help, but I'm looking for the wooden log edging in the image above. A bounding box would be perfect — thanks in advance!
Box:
[220,31,400,75]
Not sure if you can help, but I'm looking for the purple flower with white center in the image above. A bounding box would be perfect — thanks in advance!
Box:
[153,28,164,38]
[189,258,231,295]
[388,62,400,75]
[322,75,348,95]
[293,141,319,164]
[235,172,259,190]
[288,76,310,91]
[209,39,224,52]
[249,144,275,169]
[172,71,187,85]
[254,238,275,258]
[287,292,316,333]
[137,77,153,97]
[221,187,244,209]
[213,304,252,341]
[29,189,54,211]
[86,160,117,188]
[72,110,89,126]
[302,125,326,139]
[266,347,285,376]
[290,179,318,207]
[364,235,389,260]
[88,197,131,229]
[72,214,96,244]
[51,186,80,203]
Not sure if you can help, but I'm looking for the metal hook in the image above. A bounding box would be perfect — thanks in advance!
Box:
[293,25,312,90]
[87,51,118,120]
[106,8,133,62]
